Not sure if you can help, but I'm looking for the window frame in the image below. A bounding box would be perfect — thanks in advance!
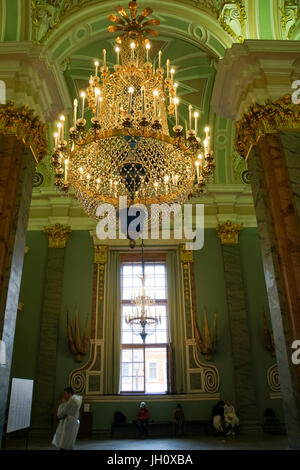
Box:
[120,258,170,395]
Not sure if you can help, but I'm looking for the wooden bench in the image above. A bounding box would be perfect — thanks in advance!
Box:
[111,420,172,438]
[111,419,212,438]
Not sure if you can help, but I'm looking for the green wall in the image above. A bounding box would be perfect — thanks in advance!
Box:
[11,227,283,431]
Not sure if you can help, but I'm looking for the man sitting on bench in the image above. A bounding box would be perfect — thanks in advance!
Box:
[137,401,149,437]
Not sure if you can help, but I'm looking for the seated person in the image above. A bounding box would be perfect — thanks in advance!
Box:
[137,401,149,437]
[173,404,185,436]
[224,400,239,436]
[212,400,225,434]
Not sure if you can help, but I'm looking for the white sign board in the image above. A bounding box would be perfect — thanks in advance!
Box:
[7,378,34,433]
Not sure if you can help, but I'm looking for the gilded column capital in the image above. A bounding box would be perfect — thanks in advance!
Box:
[0,102,47,163]
[216,220,243,245]
[94,245,108,264]
[235,95,300,159]
[180,244,193,264]
[44,223,71,248]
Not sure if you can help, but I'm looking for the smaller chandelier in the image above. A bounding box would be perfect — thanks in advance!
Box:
[125,242,161,342]
[51,0,215,221]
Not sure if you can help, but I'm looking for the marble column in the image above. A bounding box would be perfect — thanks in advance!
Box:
[0,104,47,447]
[216,221,259,423]
[247,131,300,449]
[31,224,71,432]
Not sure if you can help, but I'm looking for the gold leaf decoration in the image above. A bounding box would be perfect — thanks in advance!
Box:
[67,310,90,363]
[235,95,300,160]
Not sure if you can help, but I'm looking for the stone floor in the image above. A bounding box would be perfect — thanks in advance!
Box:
[3,433,289,451]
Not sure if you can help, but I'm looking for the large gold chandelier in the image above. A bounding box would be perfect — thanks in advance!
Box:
[51,0,215,219]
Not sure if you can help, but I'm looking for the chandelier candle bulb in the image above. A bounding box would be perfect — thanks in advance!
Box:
[158,50,162,69]
[189,105,192,130]
[81,92,86,119]
[94,60,99,76]
[166,59,170,78]
[54,132,58,147]
[115,46,120,65]
[57,122,62,144]
[170,68,175,85]
[73,99,78,126]
[174,97,179,126]
[128,86,134,113]
[194,111,199,133]
[146,42,150,62]
[64,159,68,184]
[102,49,106,67]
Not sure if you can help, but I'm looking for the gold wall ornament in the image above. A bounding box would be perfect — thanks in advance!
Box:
[0,101,47,163]
[264,313,275,357]
[218,1,246,43]
[44,223,71,248]
[94,245,108,264]
[180,244,194,264]
[280,1,299,39]
[194,311,217,360]
[216,220,243,244]
[67,310,90,362]
[235,95,300,160]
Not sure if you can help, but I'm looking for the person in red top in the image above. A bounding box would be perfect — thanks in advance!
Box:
[137,401,149,437]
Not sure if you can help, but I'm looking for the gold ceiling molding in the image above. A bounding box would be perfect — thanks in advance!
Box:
[44,222,71,248]
[235,95,300,160]
[218,1,246,43]
[0,102,47,163]
[32,0,99,44]
[193,0,246,41]
[280,0,299,39]
[216,220,243,244]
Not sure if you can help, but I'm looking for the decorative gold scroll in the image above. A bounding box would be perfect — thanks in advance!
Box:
[0,101,47,163]
[235,95,300,160]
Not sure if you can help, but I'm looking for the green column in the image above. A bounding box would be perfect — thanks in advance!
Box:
[217,221,259,424]
[31,224,71,432]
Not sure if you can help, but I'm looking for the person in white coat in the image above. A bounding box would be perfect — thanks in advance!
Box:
[52,387,82,450]
[224,399,239,436]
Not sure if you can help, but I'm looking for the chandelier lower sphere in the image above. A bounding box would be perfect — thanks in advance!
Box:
[52,0,215,221]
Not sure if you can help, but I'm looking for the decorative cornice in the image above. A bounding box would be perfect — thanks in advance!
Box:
[235,95,300,160]
[0,102,47,163]
[44,223,71,248]
[216,220,243,244]
[94,245,108,264]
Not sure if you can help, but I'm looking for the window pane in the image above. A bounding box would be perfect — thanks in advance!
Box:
[145,347,167,393]
[120,262,168,393]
